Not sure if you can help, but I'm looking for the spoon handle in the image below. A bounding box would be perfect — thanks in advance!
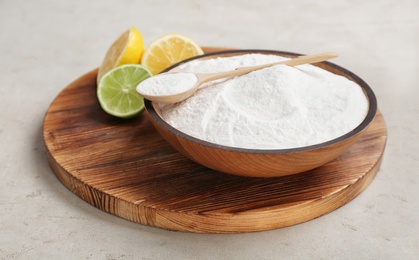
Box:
[276,52,338,67]
[197,52,338,84]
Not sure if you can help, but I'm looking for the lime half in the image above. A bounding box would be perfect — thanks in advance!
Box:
[97,64,152,118]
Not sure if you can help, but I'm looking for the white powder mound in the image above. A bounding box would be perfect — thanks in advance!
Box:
[159,54,369,150]
[137,72,198,96]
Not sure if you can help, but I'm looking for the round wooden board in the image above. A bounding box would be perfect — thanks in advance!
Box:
[43,47,387,233]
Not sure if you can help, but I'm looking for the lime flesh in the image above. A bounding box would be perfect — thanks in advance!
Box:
[97,64,152,118]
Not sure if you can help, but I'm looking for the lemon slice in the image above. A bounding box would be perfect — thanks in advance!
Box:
[97,64,152,118]
[97,26,145,83]
[141,33,204,75]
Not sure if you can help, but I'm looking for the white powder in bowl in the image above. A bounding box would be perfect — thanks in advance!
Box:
[158,54,369,150]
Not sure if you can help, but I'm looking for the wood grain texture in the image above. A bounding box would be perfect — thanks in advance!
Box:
[43,47,387,233]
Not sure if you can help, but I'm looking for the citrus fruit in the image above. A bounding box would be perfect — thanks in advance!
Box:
[141,33,204,75]
[97,26,145,83]
[97,64,152,118]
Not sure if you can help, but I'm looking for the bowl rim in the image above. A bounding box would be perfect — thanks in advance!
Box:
[145,49,377,154]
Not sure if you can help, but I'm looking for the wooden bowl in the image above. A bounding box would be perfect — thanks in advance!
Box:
[144,50,377,177]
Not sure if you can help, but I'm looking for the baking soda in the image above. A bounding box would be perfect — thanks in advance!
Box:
[138,72,198,96]
[158,54,369,149]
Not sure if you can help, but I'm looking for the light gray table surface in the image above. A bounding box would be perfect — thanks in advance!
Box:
[1,0,418,259]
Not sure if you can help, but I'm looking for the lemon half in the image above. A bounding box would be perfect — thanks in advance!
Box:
[141,33,204,75]
[97,26,144,83]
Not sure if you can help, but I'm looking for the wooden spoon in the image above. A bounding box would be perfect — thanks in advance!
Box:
[136,52,338,104]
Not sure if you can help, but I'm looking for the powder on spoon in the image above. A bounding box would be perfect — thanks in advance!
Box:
[157,54,369,150]
[137,72,198,96]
